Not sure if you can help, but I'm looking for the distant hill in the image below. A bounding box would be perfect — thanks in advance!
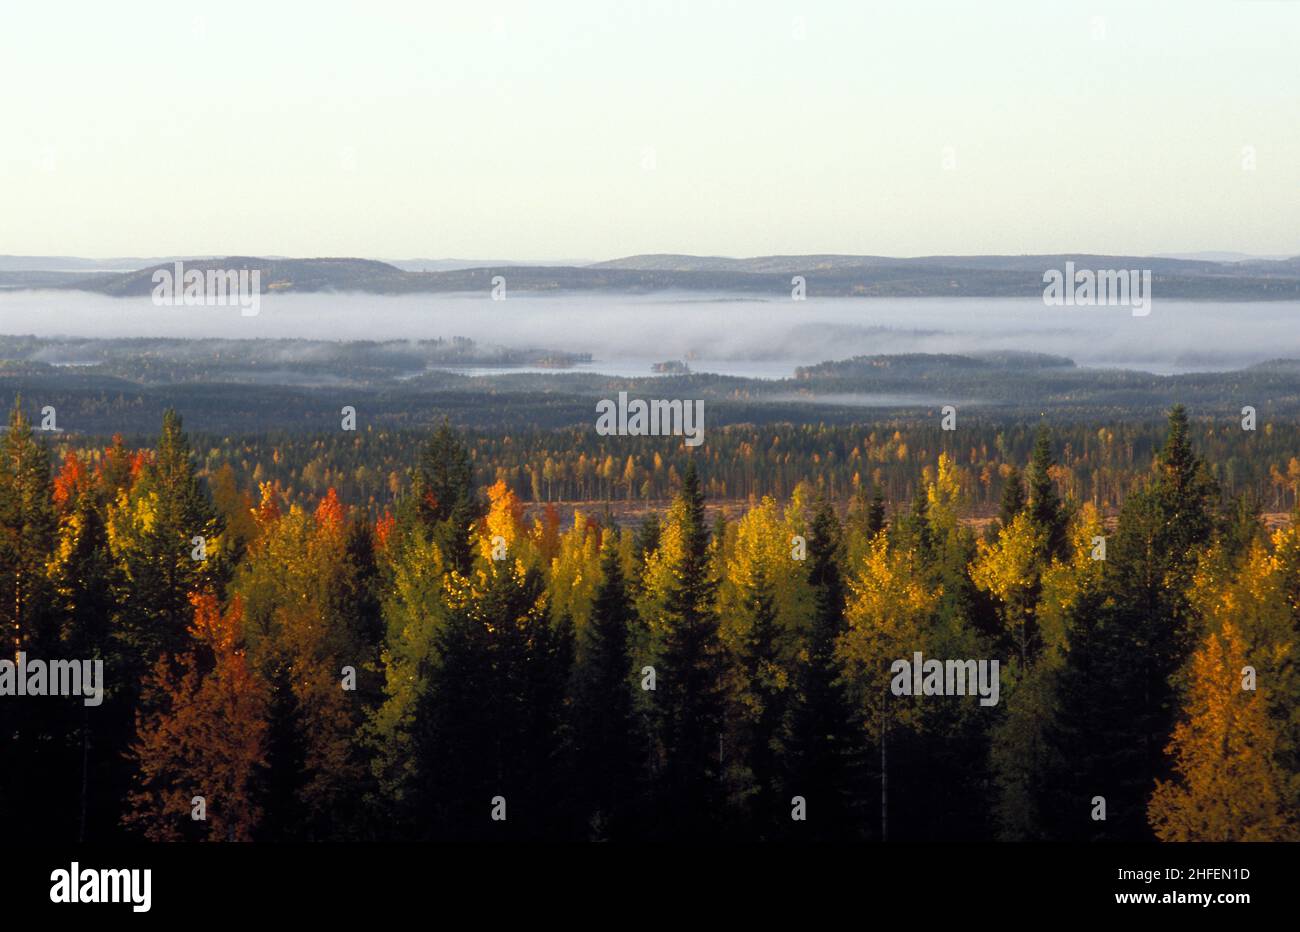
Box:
[21,252,1300,299]
[72,257,406,297]
[589,252,1300,275]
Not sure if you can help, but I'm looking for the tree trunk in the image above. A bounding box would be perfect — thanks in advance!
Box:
[881,691,889,841]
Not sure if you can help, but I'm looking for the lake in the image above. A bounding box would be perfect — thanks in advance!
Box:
[2,290,1297,379]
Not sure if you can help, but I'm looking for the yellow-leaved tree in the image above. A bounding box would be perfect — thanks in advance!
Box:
[836,532,942,739]
[970,512,1046,667]
[548,510,604,641]
[1148,619,1297,841]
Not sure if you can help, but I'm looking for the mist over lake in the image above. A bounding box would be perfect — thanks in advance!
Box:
[2,290,1296,378]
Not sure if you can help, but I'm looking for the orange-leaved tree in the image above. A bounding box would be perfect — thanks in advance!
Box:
[125,593,268,841]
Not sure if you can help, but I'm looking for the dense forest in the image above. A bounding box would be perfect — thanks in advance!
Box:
[46,419,1300,524]
[1,399,1297,841]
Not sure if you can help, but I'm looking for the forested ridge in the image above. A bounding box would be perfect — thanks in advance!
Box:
[1,402,1297,841]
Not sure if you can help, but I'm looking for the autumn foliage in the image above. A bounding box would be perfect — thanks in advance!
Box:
[3,402,1298,842]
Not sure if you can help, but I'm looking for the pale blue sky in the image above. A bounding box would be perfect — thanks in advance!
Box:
[2,0,1296,259]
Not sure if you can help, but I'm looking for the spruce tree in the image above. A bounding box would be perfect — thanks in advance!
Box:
[413,562,570,840]
[0,399,56,657]
[1039,586,1148,840]
[1026,425,1067,561]
[787,496,855,838]
[412,422,481,574]
[657,459,726,837]
[573,538,642,839]
[113,409,222,669]
[735,566,785,838]
[49,471,120,840]
[0,400,57,837]
[998,466,1026,529]
[867,483,887,535]
[1045,408,1221,840]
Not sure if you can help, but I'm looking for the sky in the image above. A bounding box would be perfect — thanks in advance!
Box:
[2,0,1297,260]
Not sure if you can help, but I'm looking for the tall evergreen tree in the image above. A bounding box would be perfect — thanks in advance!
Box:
[656,459,726,837]
[733,566,785,838]
[1026,426,1067,561]
[0,400,58,837]
[411,422,480,574]
[867,483,887,536]
[786,496,856,838]
[895,489,934,561]
[572,537,643,839]
[998,465,1026,529]
[413,561,573,839]
[1044,407,1221,840]
[48,455,121,840]
[1038,587,1146,839]
[0,399,56,658]
[110,409,222,669]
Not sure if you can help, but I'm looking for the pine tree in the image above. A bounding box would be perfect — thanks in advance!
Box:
[1038,587,1146,840]
[1026,426,1067,561]
[896,489,934,561]
[572,537,643,839]
[734,565,786,838]
[413,561,571,839]
[1152,405,1219,579]
[411,422,480,574]
[787,496,856,839]
[656,459,726,837]
[48,453,120,841]
[0,398,56,658]
[998,465,1025,529]
[109,409,222,670]
[846,481,887,560]
[867,483,887,536]
[1099,406,1221,835]
[0,400,59,837]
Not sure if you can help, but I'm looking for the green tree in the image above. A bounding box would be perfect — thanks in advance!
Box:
[786,496,856,839]
[413,560,575,840]
[656,460,726,838]
[572,537,643,839]
[1026,425,1067,561]
[410,422,480,574]
[998,465,1025,529]
[0,399,56,657]
[108,409,222,669]
[732,565,786,837]
[0,401,61,838]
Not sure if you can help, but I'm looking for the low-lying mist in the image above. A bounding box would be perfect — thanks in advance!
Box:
[2,290,1296,378]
